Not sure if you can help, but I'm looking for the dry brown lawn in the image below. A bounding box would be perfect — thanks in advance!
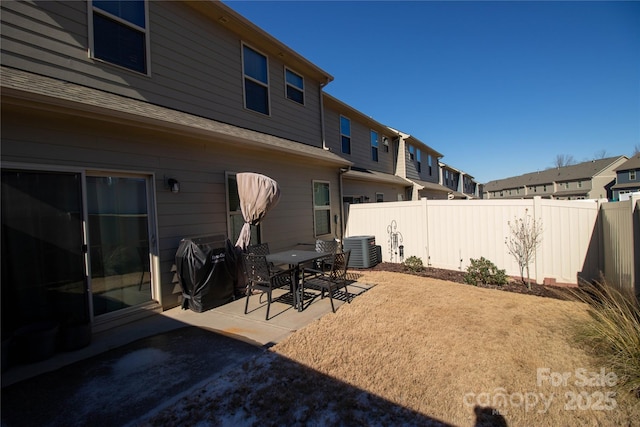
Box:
[145,271,639,426]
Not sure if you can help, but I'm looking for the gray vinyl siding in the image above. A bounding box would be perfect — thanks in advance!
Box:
[323,106,395,175]
[2,108,341,309]
[1,0,324,147]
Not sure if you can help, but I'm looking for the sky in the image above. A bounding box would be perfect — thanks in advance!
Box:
[224,1,640,183]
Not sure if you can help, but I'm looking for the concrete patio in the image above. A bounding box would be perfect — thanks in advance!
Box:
[1,278,373,426]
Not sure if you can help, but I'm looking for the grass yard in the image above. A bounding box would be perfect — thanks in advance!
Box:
[144,271,639,426]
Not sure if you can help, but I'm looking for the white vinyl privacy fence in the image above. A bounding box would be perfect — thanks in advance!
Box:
[345,196,639,289]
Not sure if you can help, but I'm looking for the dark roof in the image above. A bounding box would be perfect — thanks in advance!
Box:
[344,168,411,186]
[411,179,451,194]
[483,156,627,191]
[614,154,640,172]
[1,67,351,167]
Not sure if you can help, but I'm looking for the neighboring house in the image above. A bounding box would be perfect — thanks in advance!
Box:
[439,162,479,199]
[1,0,351,336]
[483,156,628,200]
[611,154,640,201]
[391,129,450,200]
[322,93,411,205]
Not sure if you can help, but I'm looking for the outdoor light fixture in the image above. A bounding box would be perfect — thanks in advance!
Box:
[168,178,180,193]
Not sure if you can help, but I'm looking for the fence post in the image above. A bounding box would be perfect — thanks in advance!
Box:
[422,197,430,267]
[533,196,542,285]
[631,194,640,295]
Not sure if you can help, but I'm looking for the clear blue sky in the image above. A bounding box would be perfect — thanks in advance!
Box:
[225,1,640,183]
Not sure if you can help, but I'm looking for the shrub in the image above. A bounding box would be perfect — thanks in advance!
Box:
[403,256,423,272]
[464,257,508,286]
[572,278,640,401]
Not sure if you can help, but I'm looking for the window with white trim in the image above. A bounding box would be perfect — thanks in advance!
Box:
[371,130,379,162]
[428,154,432,175]
[409,145,415,161]
[417,149,422,173]
[90,0,148,74]
[242,44,269,115]
[340,116,351,154]
[285,68,304,104]
[313,181,331,236]
[631,170,637,180]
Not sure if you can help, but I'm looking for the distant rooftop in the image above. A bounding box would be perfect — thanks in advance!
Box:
[484,156,627,191]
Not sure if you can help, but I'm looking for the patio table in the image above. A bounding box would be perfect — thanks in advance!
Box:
[266,249,330,311]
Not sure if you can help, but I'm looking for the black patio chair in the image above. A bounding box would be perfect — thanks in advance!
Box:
[301,250,352,313]
[246,242,270,256]
[242,253,294,320]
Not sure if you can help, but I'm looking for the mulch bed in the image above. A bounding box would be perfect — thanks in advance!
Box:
[361,262,574,301]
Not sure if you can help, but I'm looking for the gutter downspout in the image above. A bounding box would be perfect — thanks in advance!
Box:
[320,82,328,151]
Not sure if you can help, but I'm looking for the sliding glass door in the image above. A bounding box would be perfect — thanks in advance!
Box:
[1,170,87,339]
[86,174,152,316]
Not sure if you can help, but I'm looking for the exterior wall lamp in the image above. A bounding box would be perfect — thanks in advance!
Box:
[168,178,180,193]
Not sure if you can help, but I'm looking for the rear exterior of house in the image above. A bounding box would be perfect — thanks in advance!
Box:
[322,93,411,205]
[393,130,450,200]
[611,155,640,200]
[1,0,350,337]
[483,156,627,200]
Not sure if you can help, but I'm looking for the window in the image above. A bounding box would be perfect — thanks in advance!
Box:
[91,0,148,73]
[227,173,260,245]
[417,149,422,173]
[285,68,304,104]
[565,182,570,189]
[578,181,583,188]
[543,185,547,192]
[376,193,384,203]
[340,116,351,154]
[313,181,331,236]
[242,44,269,115]
[409,146,415,161]
[428,155,433,175]
[371,130,379,162]
[631,170,637,180]
[382,136,389,153]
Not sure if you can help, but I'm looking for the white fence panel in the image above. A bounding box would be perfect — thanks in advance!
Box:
[345,197,600,285]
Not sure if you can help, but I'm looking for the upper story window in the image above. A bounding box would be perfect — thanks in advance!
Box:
[340,116,351,154]
[428,155,433,175]
[382,136,389,153]
[409,146,415,161]
[285,68,304,104]
[313,181,331,236]
[371,130,379,162]
[417,149,422,173]
[242,44,270,115]
[578,181,583,188]
[631,170,637,180]
[564,182,570,189]
[90,0,148,74]
[376,193,384,202]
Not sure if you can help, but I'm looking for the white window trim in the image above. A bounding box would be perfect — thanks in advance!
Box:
[630,170,637,180]
[312,180,331,237]
[88,0,151,76]
[284,67,305,106]
[241,42,271,116]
